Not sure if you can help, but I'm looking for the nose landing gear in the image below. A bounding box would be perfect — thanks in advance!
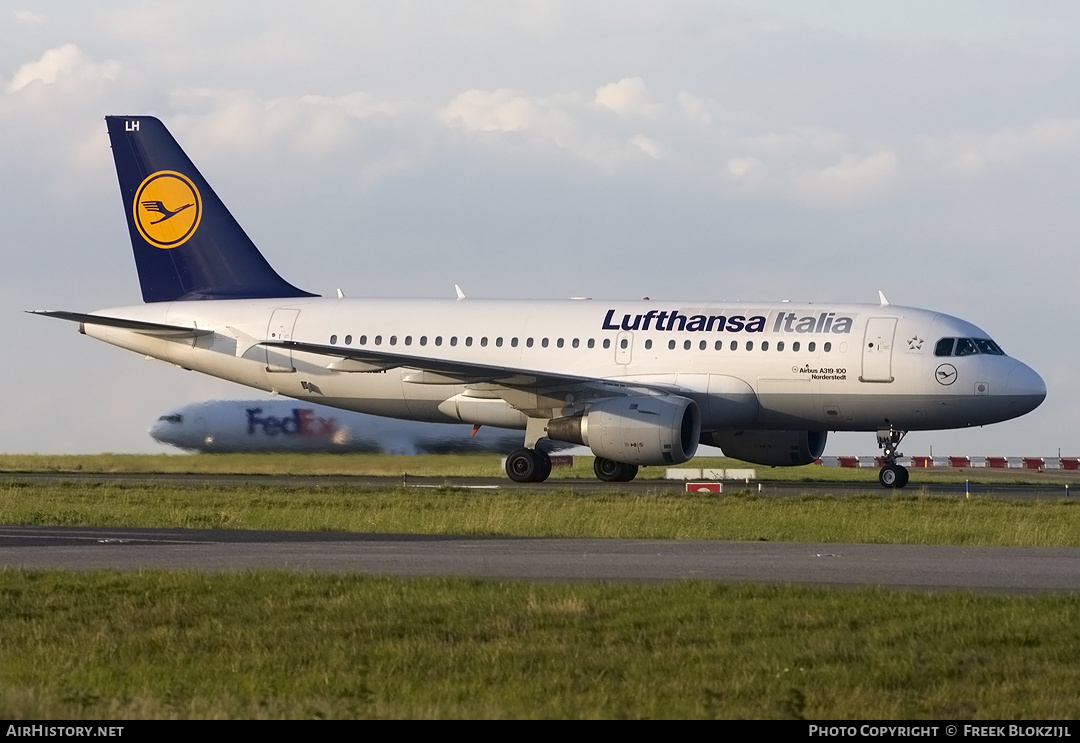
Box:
[877,428,909,488]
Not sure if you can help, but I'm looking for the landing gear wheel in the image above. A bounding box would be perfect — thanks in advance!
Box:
[879,464,909,489]
[593,458,639,483]
[875,428,910,489]
[506,448,551,483]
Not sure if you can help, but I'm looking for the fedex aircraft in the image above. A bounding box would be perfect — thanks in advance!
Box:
[151,399,538,455]
[33,116,1045,487]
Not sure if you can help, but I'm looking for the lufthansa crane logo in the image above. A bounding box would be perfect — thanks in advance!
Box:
[935,363,958,386]
[132,171,202,249]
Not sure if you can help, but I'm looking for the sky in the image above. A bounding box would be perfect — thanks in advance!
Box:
[2,1,1077,457]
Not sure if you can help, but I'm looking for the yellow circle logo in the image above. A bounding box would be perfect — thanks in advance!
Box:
[132,171,202,249]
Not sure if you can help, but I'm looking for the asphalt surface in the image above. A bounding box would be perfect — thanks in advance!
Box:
[3,471,1078,591]
[2,526,1080,592]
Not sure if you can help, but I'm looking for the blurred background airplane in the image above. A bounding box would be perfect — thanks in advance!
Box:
[149,399,565,455]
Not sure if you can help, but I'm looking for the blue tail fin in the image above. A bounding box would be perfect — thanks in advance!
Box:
[106,116,316,302]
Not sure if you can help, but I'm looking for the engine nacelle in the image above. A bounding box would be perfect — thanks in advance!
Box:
[704,429,827,466]
[547,395,700,465]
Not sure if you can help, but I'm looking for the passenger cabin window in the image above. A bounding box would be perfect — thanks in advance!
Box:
[587,339,595,348]
[360,335,367,345]
[824,342,831,352]
[603,339,611,349]
[330,335,338,344]
[645,339,653,350]
[344,335,352,345]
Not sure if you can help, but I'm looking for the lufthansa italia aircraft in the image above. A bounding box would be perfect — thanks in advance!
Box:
[33,116,1046,487]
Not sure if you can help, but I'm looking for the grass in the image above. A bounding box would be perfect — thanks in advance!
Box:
[2,571,1079,719]
[2,481,1080,545]
[0,453,1074,485]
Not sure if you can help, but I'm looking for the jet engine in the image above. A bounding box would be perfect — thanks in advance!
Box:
[704,429,827,466]
[546,395,700,465]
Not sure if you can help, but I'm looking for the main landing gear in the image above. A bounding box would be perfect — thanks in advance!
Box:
[505,448,552,483]
[593,457,638,483]
[504,448,640,483]
[876,427,909,488]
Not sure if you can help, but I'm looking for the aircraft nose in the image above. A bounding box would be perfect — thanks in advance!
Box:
[148,419,168,443]
[1007,362,1046,412]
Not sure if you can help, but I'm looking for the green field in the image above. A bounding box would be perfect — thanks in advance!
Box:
[2,455,1079,719]
[1,452,1074,485]
[2,481,1080,545]
[3,572,1080,720]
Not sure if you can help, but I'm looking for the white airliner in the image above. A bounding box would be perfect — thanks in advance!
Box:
[151,399,537,455]
[33,116,1045,487]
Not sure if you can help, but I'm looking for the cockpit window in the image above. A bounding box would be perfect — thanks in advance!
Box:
[158,414,183,424]
[974,338,1004,355]
[954,338,978,356]
[934,338,954,357]
[934,337,1005,358]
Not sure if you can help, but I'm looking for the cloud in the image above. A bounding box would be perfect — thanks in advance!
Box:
[6,44,120,94]
[594,77,662,117]
[13,10,47,24]
[928,118,1080,176]
[439,88,577,137]
[439,85,663,167]
[165,90,408,159]
[676,91,714,128]
[724,156,767,191]
[789,150,900,205]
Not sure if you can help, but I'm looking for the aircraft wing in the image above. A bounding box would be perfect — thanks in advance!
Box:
[28,311,213,338]
[263,338,602,389]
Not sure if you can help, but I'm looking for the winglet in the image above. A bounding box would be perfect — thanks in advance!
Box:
[454,284,467,300]
[878,291,890,306]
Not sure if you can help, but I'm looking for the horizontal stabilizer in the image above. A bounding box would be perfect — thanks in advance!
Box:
[28,310,213,337]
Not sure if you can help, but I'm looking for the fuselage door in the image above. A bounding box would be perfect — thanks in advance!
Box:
[860,317,896,383]
[615,331,633,365]
[266,308,300,372]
